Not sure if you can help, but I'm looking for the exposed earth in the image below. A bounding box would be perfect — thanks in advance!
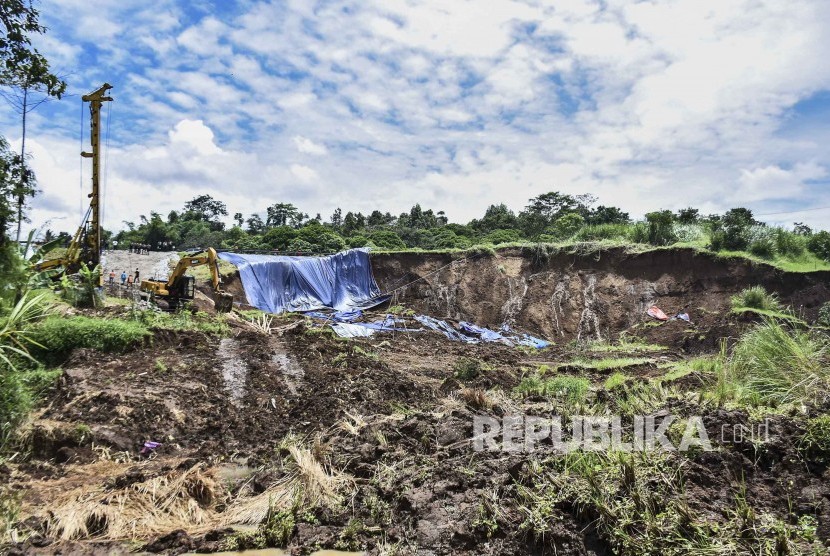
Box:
[4,246,830,555]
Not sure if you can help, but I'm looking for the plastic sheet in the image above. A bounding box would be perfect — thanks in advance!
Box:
[219,249,390,314]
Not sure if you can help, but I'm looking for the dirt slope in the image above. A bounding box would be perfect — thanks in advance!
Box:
[370,246,830,344]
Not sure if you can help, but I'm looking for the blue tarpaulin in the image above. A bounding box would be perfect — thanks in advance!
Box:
[218,249,390,314]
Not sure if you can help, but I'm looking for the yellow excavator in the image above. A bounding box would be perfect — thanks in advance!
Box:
[139,247,234,312]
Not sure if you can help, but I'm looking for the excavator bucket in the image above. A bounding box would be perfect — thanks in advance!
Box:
[215,291,234,313]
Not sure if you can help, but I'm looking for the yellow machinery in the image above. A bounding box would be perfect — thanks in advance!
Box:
[140,247,234,312]
[34,84,112,277]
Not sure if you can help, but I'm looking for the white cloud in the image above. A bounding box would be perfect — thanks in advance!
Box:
[292,136,328,156]
[290,164,319,182]
[8,0,830,236]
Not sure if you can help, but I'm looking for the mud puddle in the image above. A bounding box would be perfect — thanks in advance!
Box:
[217,337,249,405]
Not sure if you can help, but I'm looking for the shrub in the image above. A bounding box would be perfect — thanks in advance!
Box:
[644,211,677,246]
[730,286,782,312]
[483,229,522,245]
[807,231,830,261]
[573,223,630,242]
[60,263,103,308]
[748,238,775,259]
[711,208,755,251]
[454,357,486,381]
[775,229,806,258]
[28,316,150,364]
[549,213,585,239]
[628,222,649,244]
[818,302,830,328]
[367,230,406,250]
[728,320,829,406]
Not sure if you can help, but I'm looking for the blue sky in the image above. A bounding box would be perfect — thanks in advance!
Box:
[3,0,830,234]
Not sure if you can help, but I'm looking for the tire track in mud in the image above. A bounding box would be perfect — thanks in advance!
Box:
[217,335,306,406]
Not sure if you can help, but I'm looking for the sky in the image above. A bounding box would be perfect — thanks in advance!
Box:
[2,0,830,235]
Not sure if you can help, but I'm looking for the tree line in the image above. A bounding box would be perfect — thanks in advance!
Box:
[98,192,830,263]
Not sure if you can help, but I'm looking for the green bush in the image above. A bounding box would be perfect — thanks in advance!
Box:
[454,357,487,381]
[28,316,151,364]
[628,222,649,244]
[748,238,775,259]
[549,213,585,239]
[730,286,782,312]
[807,231,830,261]
[775,229,806,258]
[644,211,677,246]
[60,264,103,308]
[483,229,522,245]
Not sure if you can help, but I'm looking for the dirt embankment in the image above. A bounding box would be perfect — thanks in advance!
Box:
[370,247,830,344]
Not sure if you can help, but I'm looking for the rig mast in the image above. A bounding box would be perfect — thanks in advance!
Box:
[80,83,113,268]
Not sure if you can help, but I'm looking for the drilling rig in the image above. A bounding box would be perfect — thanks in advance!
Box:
[35,83,112,278]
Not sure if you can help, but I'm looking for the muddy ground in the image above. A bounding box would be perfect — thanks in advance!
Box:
[4,247,830,555]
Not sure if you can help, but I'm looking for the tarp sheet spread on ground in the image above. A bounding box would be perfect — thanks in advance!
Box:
[218,249,390,314]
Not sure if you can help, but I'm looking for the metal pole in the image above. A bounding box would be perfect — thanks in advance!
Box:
[81,83,113,271]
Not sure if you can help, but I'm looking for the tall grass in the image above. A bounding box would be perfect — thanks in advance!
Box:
[730,286,782,312]
[726,320,829,406]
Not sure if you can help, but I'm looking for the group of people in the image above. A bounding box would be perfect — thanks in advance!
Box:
[127,242,176,254]
[128,243,150,254]
[108,268,141,288]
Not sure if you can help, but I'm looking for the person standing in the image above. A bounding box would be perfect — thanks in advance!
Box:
[120,270,127,286]
[134,268,140,284]
[108,269,115,286]
[126,274,133,288]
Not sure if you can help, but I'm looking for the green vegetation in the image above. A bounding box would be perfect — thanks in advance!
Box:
[71,189,827,274]
[517,451,821,555]
[28,316,151,364]
[730,285,782,312]
[716,320,829,407]
[603,372,629,390]
[130,308,229,335]
[60,263,103,308]
[798,415,830,464]
[514,368,591,403]
[453,357,490,381]
[567,356,654,372]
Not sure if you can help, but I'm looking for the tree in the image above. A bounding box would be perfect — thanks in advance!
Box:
[233,212,243,227]
[794,222,812,236]
[330,208,343,229]
[183,194,228,223]
[0,137,30,247]
[676,208,699,224]
[265,202,303,228]
[472,204,517,233]
[367,210,385,227]
[710,208,756,251]
[246,213,265,234]
[0,0,66,243]
[588,206,630,225]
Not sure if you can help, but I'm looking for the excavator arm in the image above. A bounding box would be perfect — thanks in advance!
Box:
[139,248,233,312]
